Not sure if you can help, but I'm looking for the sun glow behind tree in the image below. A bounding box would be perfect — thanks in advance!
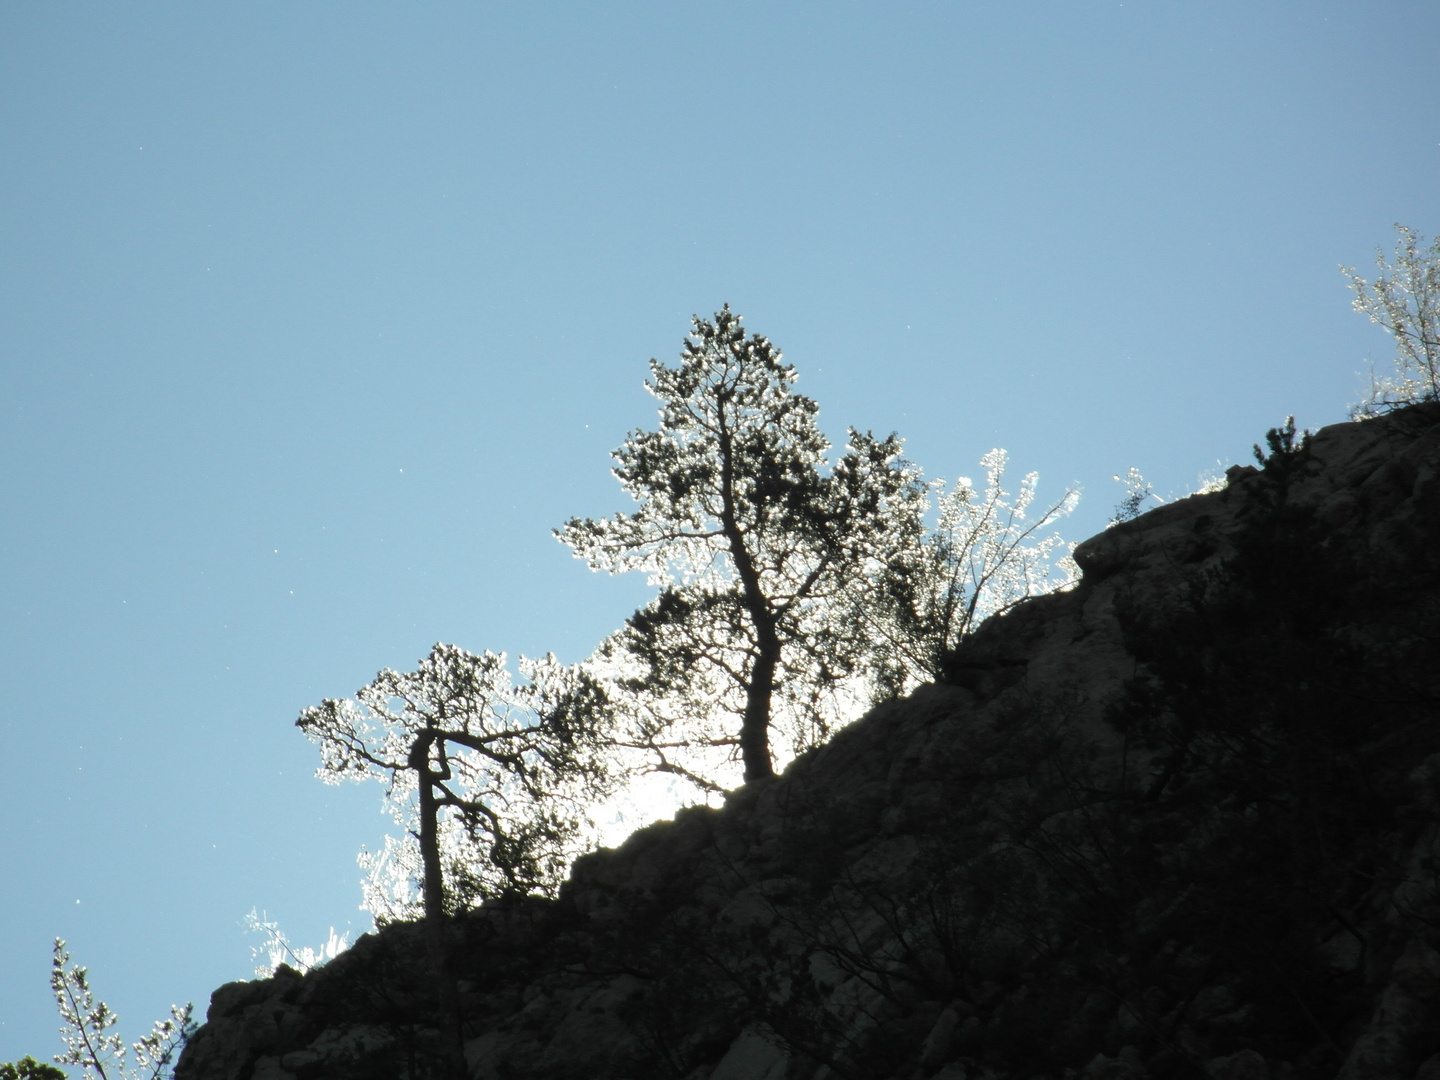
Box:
[298,309,1082,923]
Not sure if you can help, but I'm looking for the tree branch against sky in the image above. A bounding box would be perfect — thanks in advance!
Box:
[1344,224,1440,414]
[856,449,1079,700]
[49,941,193,1080]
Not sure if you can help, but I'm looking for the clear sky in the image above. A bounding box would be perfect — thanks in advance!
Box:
[2,1,1437,1062]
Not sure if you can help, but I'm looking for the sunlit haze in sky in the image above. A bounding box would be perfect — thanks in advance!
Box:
[2,1,1437,1062]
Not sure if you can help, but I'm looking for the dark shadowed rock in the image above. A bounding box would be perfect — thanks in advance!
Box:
[177,405,1440,1080]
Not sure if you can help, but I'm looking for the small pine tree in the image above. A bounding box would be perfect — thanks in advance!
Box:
[297,643,613,922]
[1109,466,1160,527]
[49,941,193,1080]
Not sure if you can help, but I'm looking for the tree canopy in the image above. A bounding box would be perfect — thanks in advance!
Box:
[296,643,611,922]
[1344,223,1440,413]
[296,306,1078,923]
[0,1059,66,1080]
[558,307,925,783]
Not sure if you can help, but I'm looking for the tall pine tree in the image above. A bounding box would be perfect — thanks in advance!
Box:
[558,306,923,782]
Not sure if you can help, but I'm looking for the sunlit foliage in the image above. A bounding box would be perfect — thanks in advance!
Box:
[298,307,1080,914]
[858,448,1078,700]
[49,941,192,1080]
[1108,465,1160,527]
[1345,223,1440,414]
[558,306,926,784]
[241,909,350,978]
[297,643,612,922]
[559,308,1079,798]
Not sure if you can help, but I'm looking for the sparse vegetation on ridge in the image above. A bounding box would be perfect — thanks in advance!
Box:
[1345,223,1440,415]
[53,223,1440,1078]
[292,306,1077,929]
[171,402,1440,1080]
[48,941,193,1080]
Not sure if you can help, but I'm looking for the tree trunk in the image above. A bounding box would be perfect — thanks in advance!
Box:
[715,413,779,782]
[410,733,469,1079]
[741,627,780,782]
[413,733,447,924]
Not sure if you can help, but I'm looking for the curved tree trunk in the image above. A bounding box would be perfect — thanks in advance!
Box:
[410,732,469,1079]
[716,415,779,782]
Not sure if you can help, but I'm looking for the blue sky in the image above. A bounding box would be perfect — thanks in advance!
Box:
[2,1,1437,1062]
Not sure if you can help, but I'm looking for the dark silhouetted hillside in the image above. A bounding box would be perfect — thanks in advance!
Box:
[177,405,1440,1080]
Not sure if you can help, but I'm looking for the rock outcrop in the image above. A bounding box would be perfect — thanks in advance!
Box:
[177,405,1440,1080]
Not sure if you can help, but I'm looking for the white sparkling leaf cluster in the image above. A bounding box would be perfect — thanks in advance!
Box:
[296,643,612,923]
[50,940,193,1080]
[241,909,351,978]
[1345,224,1440,415]
[855,448,1080,700]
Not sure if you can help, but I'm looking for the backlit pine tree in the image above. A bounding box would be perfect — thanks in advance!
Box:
[297,644,613,1079]
[558,306,925,785]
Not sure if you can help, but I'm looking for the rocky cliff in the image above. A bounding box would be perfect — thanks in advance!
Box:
[176,405,1440,1080]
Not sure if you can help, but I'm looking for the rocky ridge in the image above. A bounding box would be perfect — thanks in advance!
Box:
[177,405,1440,1080]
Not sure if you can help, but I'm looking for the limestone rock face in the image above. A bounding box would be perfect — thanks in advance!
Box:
[176,405,1440,1080]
